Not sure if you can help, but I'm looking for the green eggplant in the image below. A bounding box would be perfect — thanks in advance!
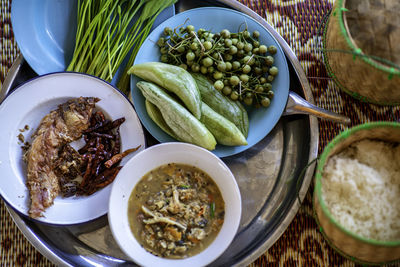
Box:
[191,73,249,137]
[137,81,216,150]
[128,62,202,119]
[200,102,248,146]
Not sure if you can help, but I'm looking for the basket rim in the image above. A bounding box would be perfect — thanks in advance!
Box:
[313,203,400,265]
[315,121,400,247]
[337,0,400,77]
[322,13,400,106]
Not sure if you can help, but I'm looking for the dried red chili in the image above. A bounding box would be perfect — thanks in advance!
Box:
[58,110,139,197]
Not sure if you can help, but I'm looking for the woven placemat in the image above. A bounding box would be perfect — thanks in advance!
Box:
[1,0,400,266]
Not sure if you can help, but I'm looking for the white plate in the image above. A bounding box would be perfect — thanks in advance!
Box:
[0,72,146,225]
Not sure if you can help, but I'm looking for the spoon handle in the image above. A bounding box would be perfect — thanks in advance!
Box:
[283,91,351,125]
[0,55,24,103]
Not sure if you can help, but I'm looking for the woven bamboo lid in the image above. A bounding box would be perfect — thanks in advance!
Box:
[323,0,400,105]
[314,122,400,264]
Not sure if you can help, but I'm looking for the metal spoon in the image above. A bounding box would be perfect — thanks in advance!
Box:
[284,91,351,124]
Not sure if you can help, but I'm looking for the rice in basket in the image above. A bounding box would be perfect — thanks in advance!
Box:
[314,122,400,264]
[321,139,400,242]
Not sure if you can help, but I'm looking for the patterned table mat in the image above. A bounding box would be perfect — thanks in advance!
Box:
[1,0,399,266]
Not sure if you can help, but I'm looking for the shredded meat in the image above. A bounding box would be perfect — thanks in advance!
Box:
[130,163,225,258]
[142,205,187,230]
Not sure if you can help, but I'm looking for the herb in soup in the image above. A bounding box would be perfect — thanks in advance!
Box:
[128,163,225,259]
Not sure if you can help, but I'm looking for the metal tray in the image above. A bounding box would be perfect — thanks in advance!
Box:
[2,0,319,266]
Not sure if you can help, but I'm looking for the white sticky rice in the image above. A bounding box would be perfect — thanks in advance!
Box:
[322,139,400,241]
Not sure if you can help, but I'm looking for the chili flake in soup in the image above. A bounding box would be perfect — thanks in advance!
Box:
[128,163,225,259]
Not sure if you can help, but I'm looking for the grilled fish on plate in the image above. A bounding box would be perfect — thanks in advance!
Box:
[25,97,98,218]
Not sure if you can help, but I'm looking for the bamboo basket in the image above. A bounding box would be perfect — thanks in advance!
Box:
[314,122,400,265]
[323,0,400,105]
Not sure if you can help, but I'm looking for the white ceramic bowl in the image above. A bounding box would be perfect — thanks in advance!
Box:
[108,142,242,267]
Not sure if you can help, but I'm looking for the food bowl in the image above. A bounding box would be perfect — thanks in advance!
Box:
[108,142,242,267]
[314,122,400,264]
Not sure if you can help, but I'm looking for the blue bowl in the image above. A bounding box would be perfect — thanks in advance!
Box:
[130,7,290,158]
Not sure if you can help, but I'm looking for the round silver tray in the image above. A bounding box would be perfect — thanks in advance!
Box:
[2,1,318,266]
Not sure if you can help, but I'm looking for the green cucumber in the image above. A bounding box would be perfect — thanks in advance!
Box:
[201,102,248,146]
[191,73,249,137]
[137,81,216,150]
[235,99,249,138]
[145,100,178,140]
[128,62,202,119]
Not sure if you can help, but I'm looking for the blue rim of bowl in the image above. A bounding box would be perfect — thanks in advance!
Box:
[10,1,175,77]
[10,0,78,75]
[315,121,400,246]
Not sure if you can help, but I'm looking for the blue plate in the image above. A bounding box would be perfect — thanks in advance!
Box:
[130,7,290,158]
[11,0,175,80]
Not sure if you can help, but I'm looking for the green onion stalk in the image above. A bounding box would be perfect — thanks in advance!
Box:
[67,0,177,95]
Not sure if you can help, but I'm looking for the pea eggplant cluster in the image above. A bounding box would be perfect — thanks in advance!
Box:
[156,24,278,108]
[128,62,249,151]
